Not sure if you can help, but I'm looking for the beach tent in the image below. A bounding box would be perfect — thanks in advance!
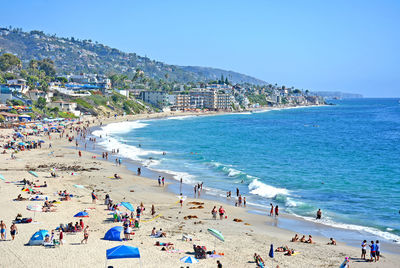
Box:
[120,202,134,211]
[28,230,49,245]
[106,245,141,267]
[104,226,123,241]
[180,256,199,264]
[74,211,89,217]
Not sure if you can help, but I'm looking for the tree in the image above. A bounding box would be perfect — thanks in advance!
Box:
[293,89,301,94]
[0,53,22,72]
[0,114,5,123]
[36,97,47,110]
[225,77,229,85]
[38,59,56,77]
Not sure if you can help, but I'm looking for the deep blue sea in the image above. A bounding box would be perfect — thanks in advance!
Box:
[93,99,400,243]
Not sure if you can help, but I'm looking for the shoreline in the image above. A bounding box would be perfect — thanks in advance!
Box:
[1,107,399,267]
[88,108,400,255]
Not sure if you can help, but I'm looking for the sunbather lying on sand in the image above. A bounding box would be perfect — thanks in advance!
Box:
[14,194,27,201]
[254,253,265,267]
[284,249,295,256]
[275,245,289,252]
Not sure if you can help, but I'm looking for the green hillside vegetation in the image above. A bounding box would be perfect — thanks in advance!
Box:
[0,27,267,85]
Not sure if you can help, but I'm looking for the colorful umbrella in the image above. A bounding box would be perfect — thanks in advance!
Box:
[180,256,199,264]
[74,211,89,217]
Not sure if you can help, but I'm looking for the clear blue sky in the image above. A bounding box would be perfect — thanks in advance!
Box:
[1,0,399,97]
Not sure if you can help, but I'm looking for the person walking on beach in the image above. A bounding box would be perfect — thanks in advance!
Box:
[81,226,89,244]
[78,150,82,157]
[375,240,380,261]
[219,206,225,220]
[243,197,246,207]
[270,203,274,216]
[59,229,63,245]
[91,190,98,204]
[162,177,165,186]
[180,178,183,193]
[238,195,242,207]
[369,240,377,262]
[275,205,279,217]
[217,260,222,268]
[0,220,6,240]
[316,209,322,219]
[151,205,155,216]
[211,206,217,220]
[194,185,197,196]
[137,167,141,176]
[236,188,239,197]
[10,223,17,240]
[158,176,161,186]
[361,240,367,259]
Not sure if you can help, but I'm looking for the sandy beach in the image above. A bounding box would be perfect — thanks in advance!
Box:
[1,111,399,268]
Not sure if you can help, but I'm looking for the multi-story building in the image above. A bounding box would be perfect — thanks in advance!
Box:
[189,90,217,110]
[140,91,169,108]
[216,93,233,110]
[174,94,191,110]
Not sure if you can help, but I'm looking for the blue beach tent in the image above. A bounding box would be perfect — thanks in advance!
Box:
[106,245,141,267]
[28,230,49,245]
[104,226,123,241]
[74,211,89,217]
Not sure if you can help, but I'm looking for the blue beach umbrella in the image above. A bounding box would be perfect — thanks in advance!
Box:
[269,244,274,268]
[180,256,199,264]
[120,202,134,211]
[74,211,89,217]
[106,245,140,259]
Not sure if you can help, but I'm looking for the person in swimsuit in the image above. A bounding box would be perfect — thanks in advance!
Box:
[316,209,322,219]
[10,223,17,240]
[270,203,274,216]
[81,226,89,244]
[0,220,6,240]
[275,205,279,217]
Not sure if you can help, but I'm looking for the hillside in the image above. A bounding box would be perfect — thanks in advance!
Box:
[0,27,267,85]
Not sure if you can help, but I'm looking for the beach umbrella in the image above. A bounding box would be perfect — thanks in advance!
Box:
[18,142,26,146]
[38,140,45,143]
[74,211,89,217]
[104,226,123,241]
[27,204,42,220]
[22,188,33,192]
[180,256,199,264]
[28,171,39,177]
[269,244,274,268]
[73,184,85,189]
[207,228,224,242]
[207,228,224,251]
[0,174,5,181]
[120,202,134,211]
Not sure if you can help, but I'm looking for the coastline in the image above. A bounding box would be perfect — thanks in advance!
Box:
[1,107,399,267]
[88,108,400,255]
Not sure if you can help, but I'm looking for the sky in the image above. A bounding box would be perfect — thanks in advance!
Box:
[1,0,399,97]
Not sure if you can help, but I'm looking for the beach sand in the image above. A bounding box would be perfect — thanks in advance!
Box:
[0,111,399,268]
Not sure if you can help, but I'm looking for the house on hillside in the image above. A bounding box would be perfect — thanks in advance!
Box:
[6,79,29,94]
[0,86,13,103]
[27,90,53,103]
[48,100,80,116]
[0,112,19,122]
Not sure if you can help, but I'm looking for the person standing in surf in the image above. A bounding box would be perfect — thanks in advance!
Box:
[270,203,274,216]
[316,209,322,219]
[275,205,279,217]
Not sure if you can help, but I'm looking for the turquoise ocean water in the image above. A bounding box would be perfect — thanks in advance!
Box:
[93,99,400,243]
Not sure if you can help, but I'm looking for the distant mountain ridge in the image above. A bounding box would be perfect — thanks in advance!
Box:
[0,27,267,85]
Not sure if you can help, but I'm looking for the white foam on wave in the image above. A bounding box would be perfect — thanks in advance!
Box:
[248,179,290,199]
[164,115,198,120]
[148,167,197,185]
[92,121,163,161]
[294,214,400,244]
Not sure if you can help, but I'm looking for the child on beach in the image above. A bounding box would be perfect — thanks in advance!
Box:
[361,240,367,259]
[375,240,380,261]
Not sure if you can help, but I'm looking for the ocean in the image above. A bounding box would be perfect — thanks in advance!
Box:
[92,98,400,244]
